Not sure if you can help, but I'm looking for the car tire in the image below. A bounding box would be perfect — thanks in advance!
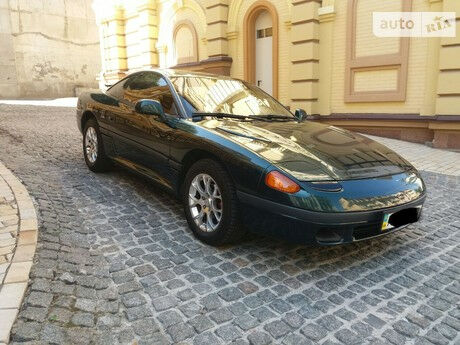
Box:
[183,159,245,246]
[83,118,111,172]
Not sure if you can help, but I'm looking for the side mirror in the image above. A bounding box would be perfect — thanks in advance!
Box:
[135,99,165,117]
[295,108,307,121]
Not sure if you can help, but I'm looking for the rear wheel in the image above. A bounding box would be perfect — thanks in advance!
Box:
[83,118,111,172]
[183,159,245,246]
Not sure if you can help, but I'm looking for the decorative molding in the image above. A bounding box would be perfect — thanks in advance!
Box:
[306,117,460,148]
[175,0,184,9]
[207,20,228,25]
[207,36,228,42]
[318,5,335,23]
[309,113,460,122]
[318,5,334,16]
[292,18,319,25]
[123,12,140,20]
[206,2,229,10]
[292,0,321,5]
[226,31,238,40]
[345,0,412,102]
[309,113,427,121]
[137,1,157,12]
[171,56,233,76]
[157,44,168,54]
[292,38,319,45]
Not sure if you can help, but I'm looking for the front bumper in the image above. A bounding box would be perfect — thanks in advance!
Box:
[238,191,426,245]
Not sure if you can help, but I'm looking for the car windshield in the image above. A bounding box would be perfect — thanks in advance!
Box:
[170,76,293,118]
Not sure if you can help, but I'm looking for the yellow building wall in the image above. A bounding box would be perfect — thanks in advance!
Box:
[95,0,460,122]
[124,7,142,70]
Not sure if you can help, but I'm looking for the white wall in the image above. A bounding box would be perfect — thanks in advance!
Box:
[0,0,101,98]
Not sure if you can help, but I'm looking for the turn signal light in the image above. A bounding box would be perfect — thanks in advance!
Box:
[265,171,300,194]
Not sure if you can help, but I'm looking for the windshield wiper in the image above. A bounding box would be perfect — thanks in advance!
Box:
[256,114,297,121]
[192,112,253,121]
[191,112,296,122]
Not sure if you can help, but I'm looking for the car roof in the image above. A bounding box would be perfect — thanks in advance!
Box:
[129,68,238,81]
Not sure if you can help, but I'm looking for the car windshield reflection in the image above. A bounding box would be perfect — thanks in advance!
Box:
[170,76,293,118]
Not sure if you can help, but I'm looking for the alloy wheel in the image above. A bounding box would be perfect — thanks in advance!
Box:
[85,127,98,164]
[188,173,223,232]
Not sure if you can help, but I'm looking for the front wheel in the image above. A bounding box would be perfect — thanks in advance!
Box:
[183,159,245,246]
[83,118,111,172]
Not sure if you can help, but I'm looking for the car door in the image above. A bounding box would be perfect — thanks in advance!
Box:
[109,72,179,190]
[91,76,134,157]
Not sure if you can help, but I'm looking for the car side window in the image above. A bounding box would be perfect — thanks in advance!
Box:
[124,72,179,116]
[106,77,130,99]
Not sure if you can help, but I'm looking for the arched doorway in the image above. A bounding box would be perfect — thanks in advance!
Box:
[244,1,279,98]
[255,11,273,95]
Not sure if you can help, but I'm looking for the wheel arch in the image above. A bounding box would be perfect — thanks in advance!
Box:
[177,149,235,197]
[81,110,96,131]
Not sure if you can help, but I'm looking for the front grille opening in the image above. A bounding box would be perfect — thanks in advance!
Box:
[388,208,420,228]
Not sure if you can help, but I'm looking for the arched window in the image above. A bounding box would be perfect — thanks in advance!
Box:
[173,21,199,65]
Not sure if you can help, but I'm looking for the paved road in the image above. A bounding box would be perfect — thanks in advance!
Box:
[0,104,459,345]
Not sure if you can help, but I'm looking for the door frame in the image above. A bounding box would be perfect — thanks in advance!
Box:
[243,0,279,99]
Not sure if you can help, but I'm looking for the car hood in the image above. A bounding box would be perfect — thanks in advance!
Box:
[200,119,414,181]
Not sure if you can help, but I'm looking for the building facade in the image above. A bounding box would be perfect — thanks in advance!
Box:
[94,0,460,148]
[0,0,100,98]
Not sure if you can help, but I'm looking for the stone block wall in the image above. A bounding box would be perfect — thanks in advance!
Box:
[0,0,101,98]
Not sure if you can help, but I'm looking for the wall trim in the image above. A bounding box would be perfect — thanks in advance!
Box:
[307,114,460,148]
[171,56,233,76]
[307,113,460,121]
[206,3,229,10]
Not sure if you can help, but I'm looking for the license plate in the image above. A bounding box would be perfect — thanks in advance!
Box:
[381,213,394,231]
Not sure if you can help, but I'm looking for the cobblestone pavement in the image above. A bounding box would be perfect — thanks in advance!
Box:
[0,104,459,345]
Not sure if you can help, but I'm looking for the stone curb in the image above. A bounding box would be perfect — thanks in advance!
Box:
[0,161,38,344]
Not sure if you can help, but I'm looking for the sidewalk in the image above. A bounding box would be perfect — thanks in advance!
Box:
[367,135,460,176]
[0,162,38,344]
[0,98,77,108]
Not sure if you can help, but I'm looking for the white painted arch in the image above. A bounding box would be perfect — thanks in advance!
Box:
[227,0,292,33]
